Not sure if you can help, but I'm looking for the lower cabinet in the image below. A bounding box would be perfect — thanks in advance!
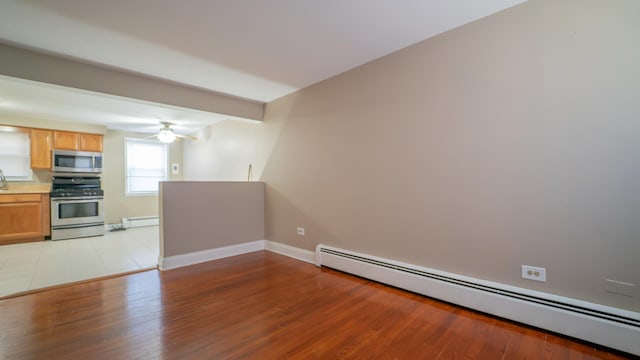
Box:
[0,193,50,245]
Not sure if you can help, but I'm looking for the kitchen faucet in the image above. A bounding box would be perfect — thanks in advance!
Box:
[0,169,7,189]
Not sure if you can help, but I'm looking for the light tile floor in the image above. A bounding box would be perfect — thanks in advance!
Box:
[0,226,159,297]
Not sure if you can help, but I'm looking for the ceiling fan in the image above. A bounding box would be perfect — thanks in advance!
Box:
[147,122,197,143]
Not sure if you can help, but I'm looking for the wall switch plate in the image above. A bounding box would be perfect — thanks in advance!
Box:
[604,279,635,297]
[171,163,179,175]
[296,227,305,236]
[521,265,546,282]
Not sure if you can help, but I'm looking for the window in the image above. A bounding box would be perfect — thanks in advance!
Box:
[0,131,32,181]
[125,138,168,195]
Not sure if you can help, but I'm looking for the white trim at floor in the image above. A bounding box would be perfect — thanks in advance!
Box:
[264,240,315,264]
[159,240,266,270]
[158,240,315,270]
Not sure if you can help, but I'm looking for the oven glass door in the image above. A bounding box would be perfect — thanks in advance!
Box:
[51,197,104,227]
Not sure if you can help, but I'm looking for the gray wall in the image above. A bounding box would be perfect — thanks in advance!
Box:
[159,181,265,257]
[183,120,260,181]
[249,0,639,311]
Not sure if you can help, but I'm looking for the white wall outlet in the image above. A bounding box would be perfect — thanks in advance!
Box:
[521,265,546,282]
[296,227,305,236]
[171,163,179,175]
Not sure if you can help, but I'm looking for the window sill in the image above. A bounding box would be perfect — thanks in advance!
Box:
[125,192,159,197]
[6,178,35,182]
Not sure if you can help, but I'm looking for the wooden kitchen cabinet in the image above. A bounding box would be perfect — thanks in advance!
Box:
[41,193,50,237]
[79,133,103,152]
[30,128,53,170]
[54,131,103,152]
[0,193,49,245]
[53,131,79,150]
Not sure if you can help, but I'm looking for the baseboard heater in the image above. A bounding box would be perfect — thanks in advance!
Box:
[121,216,159,229]
[315,244,640,356]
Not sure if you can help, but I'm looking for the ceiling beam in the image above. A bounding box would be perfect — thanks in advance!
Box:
[0,42,264,121]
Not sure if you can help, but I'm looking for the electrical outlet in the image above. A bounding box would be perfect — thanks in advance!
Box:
[521,265,546,282]
[296,227,305,236]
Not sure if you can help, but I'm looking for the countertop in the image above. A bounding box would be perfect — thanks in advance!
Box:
[0,184,51,194]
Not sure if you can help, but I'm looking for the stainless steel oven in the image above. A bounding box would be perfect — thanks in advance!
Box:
[51,196,104,240]
[50,176,105,240]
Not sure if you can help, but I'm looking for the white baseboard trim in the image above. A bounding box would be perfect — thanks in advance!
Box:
[265,240,316,264]
[122,216,159,229]
[159,240,317,270]
[159,240,266,270]
[316,244,640,356]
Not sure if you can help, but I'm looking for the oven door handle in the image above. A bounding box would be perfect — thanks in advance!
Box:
[51,197,104,202]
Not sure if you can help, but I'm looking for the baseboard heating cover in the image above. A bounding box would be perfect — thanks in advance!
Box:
[121,216,159,229]
[316,244,640,356]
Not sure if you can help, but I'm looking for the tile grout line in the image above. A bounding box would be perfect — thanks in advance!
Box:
[30,242,72,290]
[26,245,45,291]
[91,238,111,277]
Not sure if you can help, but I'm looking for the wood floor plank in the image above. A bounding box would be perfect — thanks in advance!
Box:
[435,311,513,359]
[0,251,632,359]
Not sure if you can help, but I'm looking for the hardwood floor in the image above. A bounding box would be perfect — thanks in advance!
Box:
[0,251,631,359]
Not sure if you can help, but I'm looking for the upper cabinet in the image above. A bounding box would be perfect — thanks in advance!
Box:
[52,131,78,150]
[30,129,53,170]
[79,133,103,152]
[53,131,103,152]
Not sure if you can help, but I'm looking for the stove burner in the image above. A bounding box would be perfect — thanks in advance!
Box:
[50,189,104,198]
[50,176,103,198]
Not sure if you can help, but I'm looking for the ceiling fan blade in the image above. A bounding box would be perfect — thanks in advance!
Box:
[175,133,197,141]
[134,132,159,138]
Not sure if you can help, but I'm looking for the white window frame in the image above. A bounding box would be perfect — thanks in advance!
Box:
[0,130,33,181]
[124,137,169,196]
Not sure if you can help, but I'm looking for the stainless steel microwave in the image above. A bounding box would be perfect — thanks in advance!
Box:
[53,149,103,173]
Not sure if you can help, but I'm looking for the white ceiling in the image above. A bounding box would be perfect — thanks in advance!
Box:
[0,0,526,134]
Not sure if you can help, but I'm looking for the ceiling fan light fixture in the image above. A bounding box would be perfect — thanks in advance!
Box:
[157,128,176,143]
